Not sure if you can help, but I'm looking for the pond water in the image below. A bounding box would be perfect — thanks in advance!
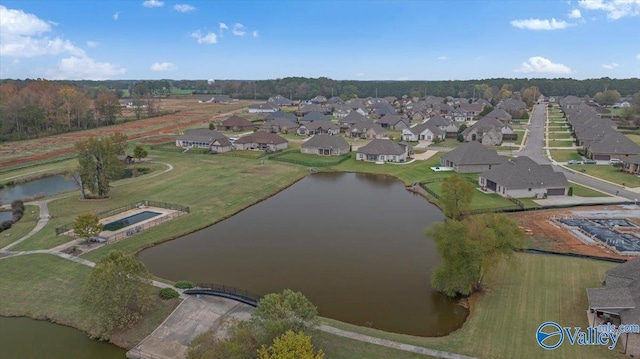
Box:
[0,175,77,205]
[0,211,12,223]
[0,317,125,358]
[139,172,469,337]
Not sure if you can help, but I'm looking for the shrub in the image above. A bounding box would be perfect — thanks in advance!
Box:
[11,200,24,212]
[159,288,180,299]
[456,134,464,142]
[568,187,573,196]
[1,220,13,231]
[12,213,23,223]
[174,281,196,289]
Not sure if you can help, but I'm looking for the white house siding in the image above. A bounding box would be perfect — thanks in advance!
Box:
[248,108,277,113]
[211,145,231,153]
[449,163,496,173]
[176,140,210,148]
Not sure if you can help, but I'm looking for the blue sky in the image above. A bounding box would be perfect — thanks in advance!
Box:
[1,0,639,80]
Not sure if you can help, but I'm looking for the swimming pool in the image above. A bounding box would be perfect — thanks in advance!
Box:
[103,211,162,231]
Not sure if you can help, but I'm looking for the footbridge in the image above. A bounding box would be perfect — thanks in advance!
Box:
[183,283,261,307]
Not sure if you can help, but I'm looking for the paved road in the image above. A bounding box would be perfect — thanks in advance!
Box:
[519,104,638,201]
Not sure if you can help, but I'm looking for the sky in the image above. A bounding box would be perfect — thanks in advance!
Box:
[0,0,639,81]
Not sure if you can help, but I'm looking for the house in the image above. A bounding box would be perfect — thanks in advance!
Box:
[483,108,513,123]
[117,155,133,164]
[297,104,330,116]
[264,111,297,122]
[309,96,327,104]
[301,135,350,156]
[461,117,509,146]
[425,115,450,132]
[340,111,370,128]
[586,259,640,357]
[219,115,254,132]
[356,139,411,163]
[478,156,569,198]
[175,129,232,153]
[401,122,444,142]
[612,101,631,108]
[234,132,288,152]
[623,155,640,175]
[268,95,295,106]
[458,103,484,120]
[262,117,299,134]
[586,131,640,161]
[248,102,280,113]
[377,114,410,130]
[300,111,330,124]
[347,121,387,139]
[297,120,340,136]
[209,95,237,104]
[332,104,351,118]
[440,141,506,173]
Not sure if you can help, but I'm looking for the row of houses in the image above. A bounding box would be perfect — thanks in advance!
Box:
[175,129,288,153]
[440,141,570,198]
[560,98,640,175]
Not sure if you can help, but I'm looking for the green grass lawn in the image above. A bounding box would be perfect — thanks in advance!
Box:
[313,330,437,359]
[573,164,640,187]
[0,205,39,248]
[549,150,582,162]
[429,138,463,148]
[272,151,349,166]
[547,140,576,147]
[320,253,621,359]
[570,183,609,197]
[330,153,447,184]
[0,157,78,182]
[423,181,517,211]
[0,254,179,349]
[626,134,640,146]
[548,132,573,140]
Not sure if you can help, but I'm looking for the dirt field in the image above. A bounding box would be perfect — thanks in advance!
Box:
[511,205,639,260]
[0,97,255,167]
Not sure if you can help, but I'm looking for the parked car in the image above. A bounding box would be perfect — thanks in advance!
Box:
[608,158,623,164]
[583,159,597,164]
[567,160,581,165]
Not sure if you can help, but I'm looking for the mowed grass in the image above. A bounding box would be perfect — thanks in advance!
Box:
[0,159,78,183]
[429,138,464,148]
[550,150,582,162]
[274,151,349,166]
[548,132,573,140]
[573,164,640,187]
[320,254,622,359]
[547,140,576,147]
[0,254,179,349]
[0,205,39,249]
[12,151,307,254]
[330,153,446,184]
[423,182,517,211]
[626,134,640,146]
[570,183,610,197]
[312,330,437,359]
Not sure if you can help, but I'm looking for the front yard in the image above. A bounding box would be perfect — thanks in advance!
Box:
[572,164,640,187]
[547,140,576,147]
[549,150,582,162]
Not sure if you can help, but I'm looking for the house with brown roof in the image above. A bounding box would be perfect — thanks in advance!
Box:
[219,115,254,132]
[586,259,640,357]
[377,114,410,130]
[356,139,411,163]
[296,120,340,136]
[248,102,280,113]
[461,116,513,146]
[478,156,569,198]
[346,120,387,140]
[175,129,232,153]
[301,135,349,156]
[234,132,288,152]
[441,141,507,173]
[261,117,299,134]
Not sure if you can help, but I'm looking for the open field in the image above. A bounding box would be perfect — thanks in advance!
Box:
[0,254,180,349]
[0,205,39,249]
[549,150,582,162]
[0,159,77,184]
[320,253,621,359]
[0,98,254,167]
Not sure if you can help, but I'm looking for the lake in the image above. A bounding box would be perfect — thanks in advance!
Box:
[139,172,468,336]
[0,175,77,205]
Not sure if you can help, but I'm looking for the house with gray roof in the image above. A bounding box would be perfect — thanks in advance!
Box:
[175,129,232,153]
[377,114,410,130]
[268,95,295,106]
[262,117,299,134]
[483,108,513,123]
[301,135,349,156]
[300,111,330,124]
[248,102,280,113]
[478,156,569,198]
[346,120,387,139]
[264,111,297,122]
[461,116,513,146]
[441,141,507,173]
[586,259,640,357]
[340,111,370,128]
[401,122,445,142]
[219,115,254,132]
[356,139,411,163]
[585,131,640,161]
[234,132,288,152]
[297,120,340,136]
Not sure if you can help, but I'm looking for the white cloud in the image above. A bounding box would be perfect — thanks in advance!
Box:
[47,56,126,80]
[191,30,217,44]
[602,62,619,69]
[515,56,572,74]
[142,0,164,8]
[0,6,51,37]
[578,0,640,20]
[437,56,449,60]
[232,23,246,37]
[219,22,228,37]
[86,40,98,48]
[253,30,259,38]
[150,62,176,71]
[113,12,120,20]
[569,8,583,18]
[173,4,195,13]
[510,18,572,30]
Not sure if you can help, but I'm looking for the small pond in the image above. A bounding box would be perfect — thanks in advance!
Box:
[0,317,125,358]
[0,211,12,223]
[0,175,77,205]
[139,172,469,337]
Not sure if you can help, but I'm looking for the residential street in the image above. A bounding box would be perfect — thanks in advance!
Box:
[520,104,638,201]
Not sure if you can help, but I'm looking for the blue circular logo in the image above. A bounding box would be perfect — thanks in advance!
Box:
[537,321,564,350]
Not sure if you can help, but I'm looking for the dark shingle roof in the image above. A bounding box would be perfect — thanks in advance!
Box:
[177,129,228,143]
[235,132,287,145]
[302,134,349,149]
[303,120,339,131]
[222,115,253,127]
[480,156,569,189]
[588,131,640,155]
[342,111,369,124]
[357,139,406,156]
[264,111,296,121]
[301,111,330,122]
[441,141,506,166]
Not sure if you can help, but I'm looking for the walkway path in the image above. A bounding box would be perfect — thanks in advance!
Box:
[1,200,51,251]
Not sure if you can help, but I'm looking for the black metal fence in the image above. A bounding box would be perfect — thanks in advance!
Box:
[55,200,190,235]
[184,283,262,306]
